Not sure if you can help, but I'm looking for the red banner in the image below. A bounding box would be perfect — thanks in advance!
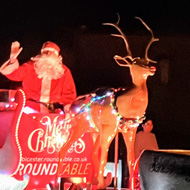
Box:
[13,112,94,189]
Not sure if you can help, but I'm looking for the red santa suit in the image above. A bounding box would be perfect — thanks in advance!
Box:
[0,41,77,112]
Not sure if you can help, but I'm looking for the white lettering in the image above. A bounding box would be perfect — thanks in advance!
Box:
[24,163,33,174]
[49,163,58,175]
[19,163,58,176]
[27,116,71,154]
[40,163,51,175]
[68,138,85,154]
[32,163,42,175]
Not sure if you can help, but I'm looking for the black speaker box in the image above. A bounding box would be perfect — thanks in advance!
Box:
[139,150,190,190]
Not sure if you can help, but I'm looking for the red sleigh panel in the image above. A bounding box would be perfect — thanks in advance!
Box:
[0,89,95,190]
[13,112,95,189]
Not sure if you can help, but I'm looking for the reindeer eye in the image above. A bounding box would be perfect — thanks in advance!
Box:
[134,58,149,68]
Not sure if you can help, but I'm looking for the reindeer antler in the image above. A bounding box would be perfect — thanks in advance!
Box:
[102,13,133,67]
[135,17,159,63]
[103,14,159,67]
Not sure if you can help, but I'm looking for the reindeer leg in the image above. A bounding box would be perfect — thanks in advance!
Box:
[89,104,103,185]
[97,124,117,189]
[122,126,138,188]
[90,133,100,185]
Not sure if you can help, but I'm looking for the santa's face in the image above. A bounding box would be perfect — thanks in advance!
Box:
[41,50,58,57]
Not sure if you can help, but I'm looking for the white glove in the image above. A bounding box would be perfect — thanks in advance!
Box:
[0,41,22,74]
[10,41,21,63]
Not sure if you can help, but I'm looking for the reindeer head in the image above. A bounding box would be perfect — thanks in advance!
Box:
[103,14,159,80]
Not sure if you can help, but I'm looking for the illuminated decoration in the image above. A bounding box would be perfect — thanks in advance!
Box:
[0,89,17,111]
[23,106,39,114]
[0,102,17,111]
[11,89,26,176]
[0,89,26,175]
[0,89,29,189]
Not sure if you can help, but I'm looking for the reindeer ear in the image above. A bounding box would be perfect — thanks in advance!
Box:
[114,55,132,67]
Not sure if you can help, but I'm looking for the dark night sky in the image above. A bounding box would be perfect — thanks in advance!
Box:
[0,0,189,34]
[0,0,190,150]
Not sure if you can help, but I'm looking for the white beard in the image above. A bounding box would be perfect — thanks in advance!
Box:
[32,54,65,80]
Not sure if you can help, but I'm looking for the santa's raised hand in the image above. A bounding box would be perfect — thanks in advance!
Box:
[0,41,23,73]
[10,41,23,63]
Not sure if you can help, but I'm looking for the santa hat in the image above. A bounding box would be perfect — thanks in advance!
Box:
[41,41,60,56]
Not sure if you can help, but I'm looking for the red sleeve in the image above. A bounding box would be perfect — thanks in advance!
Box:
[5,61,33,81]
[61,68,77,105]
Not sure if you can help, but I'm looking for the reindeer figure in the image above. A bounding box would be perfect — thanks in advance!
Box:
[103,14,159,183]
[56,15,159,189]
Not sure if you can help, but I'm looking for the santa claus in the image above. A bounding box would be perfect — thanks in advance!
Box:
[0,41,77,113]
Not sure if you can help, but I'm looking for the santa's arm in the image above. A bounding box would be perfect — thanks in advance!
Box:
[0,41,23,75]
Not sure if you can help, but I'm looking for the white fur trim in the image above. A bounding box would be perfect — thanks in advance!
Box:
[40,77,51,103]
[41,48,59,56]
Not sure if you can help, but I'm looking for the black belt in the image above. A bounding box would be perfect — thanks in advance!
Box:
[27,99,64,112]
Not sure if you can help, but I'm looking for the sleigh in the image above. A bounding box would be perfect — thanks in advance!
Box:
[0,89,99,190]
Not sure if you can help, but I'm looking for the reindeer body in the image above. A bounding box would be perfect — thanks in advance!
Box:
[117,84,148,119]
[56,82,151,189]
[57,89,119,186]
[56,15,158,189]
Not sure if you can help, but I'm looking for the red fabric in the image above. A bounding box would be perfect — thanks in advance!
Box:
[41,41,60,53]
[5,60,77,106]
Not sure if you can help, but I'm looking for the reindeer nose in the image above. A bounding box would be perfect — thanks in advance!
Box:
[150,66,156,73]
